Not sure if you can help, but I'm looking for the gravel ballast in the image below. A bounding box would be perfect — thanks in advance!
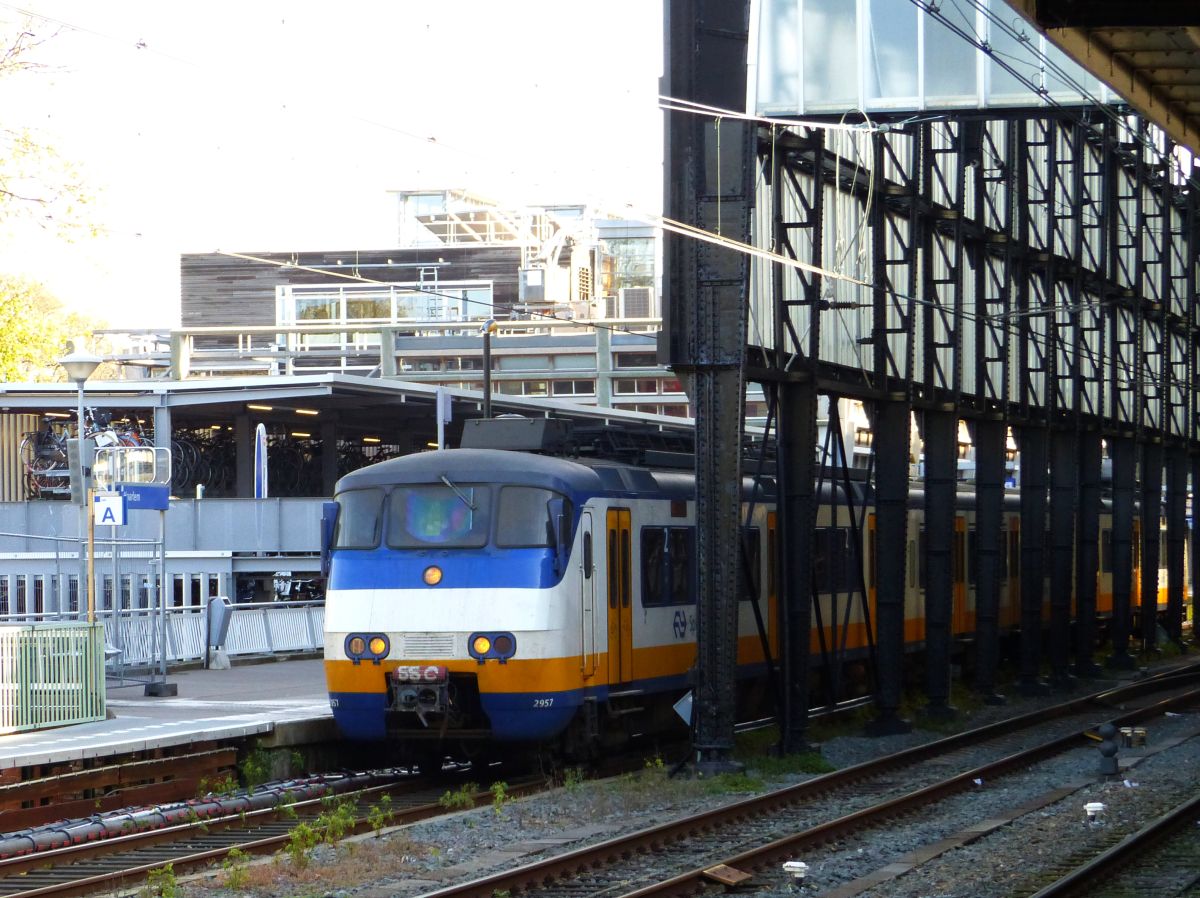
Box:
[180,665,1200,898]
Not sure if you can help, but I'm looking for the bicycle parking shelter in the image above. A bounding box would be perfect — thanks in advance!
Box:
[0,374,696,667]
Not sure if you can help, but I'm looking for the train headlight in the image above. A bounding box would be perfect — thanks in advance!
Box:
[345,633,390,665]
[423,565,443,586]
[468,631,517,664]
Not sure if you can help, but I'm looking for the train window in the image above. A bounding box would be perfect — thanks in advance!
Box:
[333,488,384,548]
[496,487,570,548]
[814,532,828,591]
[740,527,760,602]
[670,528,695,604]
[386,484,491,549]
[641,527,695,607]
[642,529,666,606]
[608,531,619,608]
[1100,529,1112,573]
[814,528,854,594]
[868,525,876,590]
[768,517,778,598]
[583,532,592,578]
[1008,529,1021,579]
[967,530,977,586]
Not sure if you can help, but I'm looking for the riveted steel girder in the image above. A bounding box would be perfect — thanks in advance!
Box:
[661,0,754,769]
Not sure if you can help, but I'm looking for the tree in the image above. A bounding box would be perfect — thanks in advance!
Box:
[0,20,92,235]
[0,276,100,382]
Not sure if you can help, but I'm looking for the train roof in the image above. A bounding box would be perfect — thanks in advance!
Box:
[335,448,776,503]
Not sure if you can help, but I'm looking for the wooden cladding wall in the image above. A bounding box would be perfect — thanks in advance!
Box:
[180,247,523,329]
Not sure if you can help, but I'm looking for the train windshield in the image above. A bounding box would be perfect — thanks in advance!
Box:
[333,488,385,548]
[387,483,491,548]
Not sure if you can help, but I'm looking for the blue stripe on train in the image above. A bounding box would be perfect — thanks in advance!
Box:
[328,689,581,741]
[330,691,389,740]
[333,677,689,744]
[331,665,766,743]
[329,546,560,591]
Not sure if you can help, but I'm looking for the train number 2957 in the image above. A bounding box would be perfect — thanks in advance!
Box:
[533,697,554,708]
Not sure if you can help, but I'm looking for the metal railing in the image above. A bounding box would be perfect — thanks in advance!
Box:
[104,600,324,670]
[219,601,324,657]
[0,622,106,733]
[0,601,324,673]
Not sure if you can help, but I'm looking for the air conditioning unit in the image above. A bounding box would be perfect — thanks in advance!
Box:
[618,286,655,318]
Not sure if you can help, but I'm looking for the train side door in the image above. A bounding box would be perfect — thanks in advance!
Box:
[605,508,633,684]
[580,511,597,678]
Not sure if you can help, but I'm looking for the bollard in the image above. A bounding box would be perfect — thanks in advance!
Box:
[1097,723,1119,778]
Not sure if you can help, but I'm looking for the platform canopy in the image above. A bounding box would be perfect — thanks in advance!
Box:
[1008,1,1200,154]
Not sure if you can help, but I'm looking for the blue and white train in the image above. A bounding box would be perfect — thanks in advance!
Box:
[320,445,778,768]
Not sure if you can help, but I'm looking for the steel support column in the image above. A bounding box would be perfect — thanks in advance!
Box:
[1139,441,1163,651]
[777,380,818,752]
[971,418,1006,702]
[921,409,957,716]
[1109,436,1136,668]
[661,0,753,771]
[866,399,912,736]
[1017,426,1049,694]
[1048,429,1077,685]
[1074,431,1103,676]
[1165,448,1188,647]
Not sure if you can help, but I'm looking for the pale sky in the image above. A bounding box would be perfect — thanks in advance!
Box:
[0,2,665,329]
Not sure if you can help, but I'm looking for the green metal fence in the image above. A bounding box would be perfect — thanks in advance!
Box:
[0,622,106,733]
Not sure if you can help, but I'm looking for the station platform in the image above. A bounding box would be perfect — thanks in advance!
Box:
[0,658,334,771]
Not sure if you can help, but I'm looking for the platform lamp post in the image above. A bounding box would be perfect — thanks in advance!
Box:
[60,348,101,622]
[480,318,497,419]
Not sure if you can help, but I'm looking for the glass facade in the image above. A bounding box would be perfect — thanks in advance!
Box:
[754,0,1113,116]
[278,282,495,326]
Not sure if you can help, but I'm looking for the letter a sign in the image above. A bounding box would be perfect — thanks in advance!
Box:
[94,492,127,526]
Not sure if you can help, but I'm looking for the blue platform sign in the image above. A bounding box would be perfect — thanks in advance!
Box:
[119,483,170,511]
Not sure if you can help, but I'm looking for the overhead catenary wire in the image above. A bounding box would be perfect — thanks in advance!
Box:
[910,0,1198,189]
[9,0,1185,407]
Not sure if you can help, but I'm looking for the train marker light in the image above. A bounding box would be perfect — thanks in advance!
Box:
[345,633,389,665]
[468,631,517,663]
[423,565,443,586]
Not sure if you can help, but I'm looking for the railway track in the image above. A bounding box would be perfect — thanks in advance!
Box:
[1024,784,1200,897]
[6,664,1200,898]
[0,771,543,898]
[401,670,1200,898]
